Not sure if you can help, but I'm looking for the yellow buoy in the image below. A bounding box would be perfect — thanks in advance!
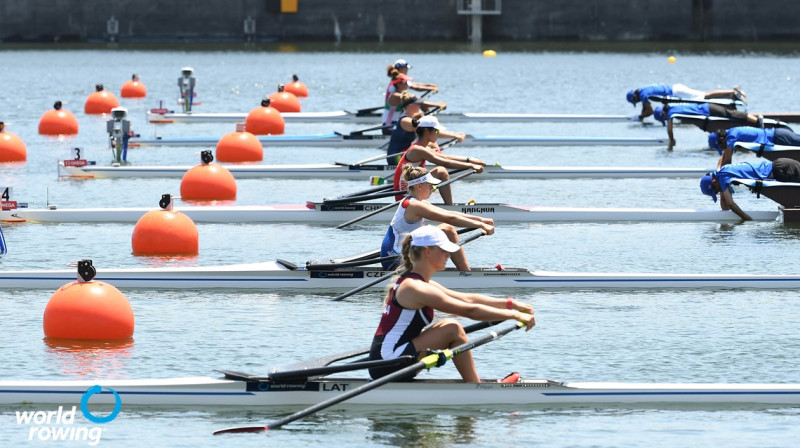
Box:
[668,56,677,63]
[483,50,497,57]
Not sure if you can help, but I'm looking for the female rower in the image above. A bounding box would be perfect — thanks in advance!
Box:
[380,165,494,271]
[384,96,446,164]
[393,116,475,205]
[388,59,438,94]
[369,225,535,383]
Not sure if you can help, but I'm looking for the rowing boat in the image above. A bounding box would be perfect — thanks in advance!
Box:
[0,203,781,224]
[2,261,799,290]
[673,114,788,132]
[735,142,800,162]
[146,110,635,124]
[128,133,669,148]
[58,162,710,180]
[1,375,798,407]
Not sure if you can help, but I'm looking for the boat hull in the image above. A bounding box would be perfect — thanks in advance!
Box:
[1,377,799,407]
[0,204,781,224]
[128,133,669,148]
[146,110,634,125]
[1,263,800,290]
[59,163,710,180]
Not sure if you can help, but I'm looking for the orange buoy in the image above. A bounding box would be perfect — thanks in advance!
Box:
[43,260,134,340]
[268,84,301,113]
[284,74,309,98]
[0,125,27,162]
[245,99,285,135]
[132,195,199,255]
[120,74,147,98]
[39,101,79,136]
[216,130,263,162]
[180,160,237,201]
[84,84,120,114]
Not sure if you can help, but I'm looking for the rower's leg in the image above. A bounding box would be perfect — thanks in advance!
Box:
[704,89,737,100]
[430,167,453,205]
[438,224,469,271]
[413,319,479,383]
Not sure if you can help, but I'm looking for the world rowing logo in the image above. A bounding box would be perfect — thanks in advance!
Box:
[15,385,121,445]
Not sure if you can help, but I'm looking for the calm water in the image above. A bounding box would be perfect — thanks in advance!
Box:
[0,49,799,447]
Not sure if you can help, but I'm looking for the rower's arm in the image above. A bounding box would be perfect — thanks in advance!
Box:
[403,281,534,328]
[409,82,438,92]
[640,102,654,119]
[424,150,482,172]
[387,92,403,107]
[399,115,421,133]
[666,119,676,148]
[719,146,733,168]
[720,189,751,220]
[406,201,493,232]
[437,130,466,142]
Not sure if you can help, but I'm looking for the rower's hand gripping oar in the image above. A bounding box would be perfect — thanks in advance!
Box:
[212,321,526,435]
[330,227,486,301]
[335,168,476,230]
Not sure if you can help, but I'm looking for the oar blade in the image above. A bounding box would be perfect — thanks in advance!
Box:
[213,426,268,435]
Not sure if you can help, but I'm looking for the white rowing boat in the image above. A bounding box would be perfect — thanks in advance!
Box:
[0,203,781,224]
[1,261,799,290]
[1,375,798,407]
[58,162,710,180]
[128,133,669,148]
[735,142,800,162]
[146,110,634,125]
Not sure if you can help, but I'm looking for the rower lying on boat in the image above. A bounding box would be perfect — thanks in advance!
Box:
[127,132,669,148]
[626,83,747,121]
[653,103,790,149]
[735,142,800,163]
[57,161,711,180]
[700,157,800,221]
[0,202,782,224]
[709,127,800,156]
[2,257,800,290]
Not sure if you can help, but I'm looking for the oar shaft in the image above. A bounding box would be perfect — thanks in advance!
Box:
[212,322,523,434]
[335,199,402,231]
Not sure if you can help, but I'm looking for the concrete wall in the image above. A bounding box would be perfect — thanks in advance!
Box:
[0,0,797,43]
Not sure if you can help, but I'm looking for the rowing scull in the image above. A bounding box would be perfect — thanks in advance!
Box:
[58,163,710,180]
[1,376,798,407]
[146,110,635,125]
[1,262,798,290]
[0,204,780,224]
[128,133,669,148]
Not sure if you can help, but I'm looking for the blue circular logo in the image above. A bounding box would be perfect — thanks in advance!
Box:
[80,385,122,424]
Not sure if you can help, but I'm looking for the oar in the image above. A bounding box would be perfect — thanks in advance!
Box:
[212,321,524,435]
[335,149,407,167]
[324,189,406,205]
[330,227,486,301]
[335,169,476,230]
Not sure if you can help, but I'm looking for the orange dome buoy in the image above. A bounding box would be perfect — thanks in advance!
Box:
[216,130,263,162]
[39,101,79,136]
[284,74,308,98]
[43,260,134,340]
[0,125,27,162]
[85,84,120,114]
[120,74,147,98]
[268,84,301,113]
[245,99,285,135]
[180,158,237,201]
[132,194,199,255]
